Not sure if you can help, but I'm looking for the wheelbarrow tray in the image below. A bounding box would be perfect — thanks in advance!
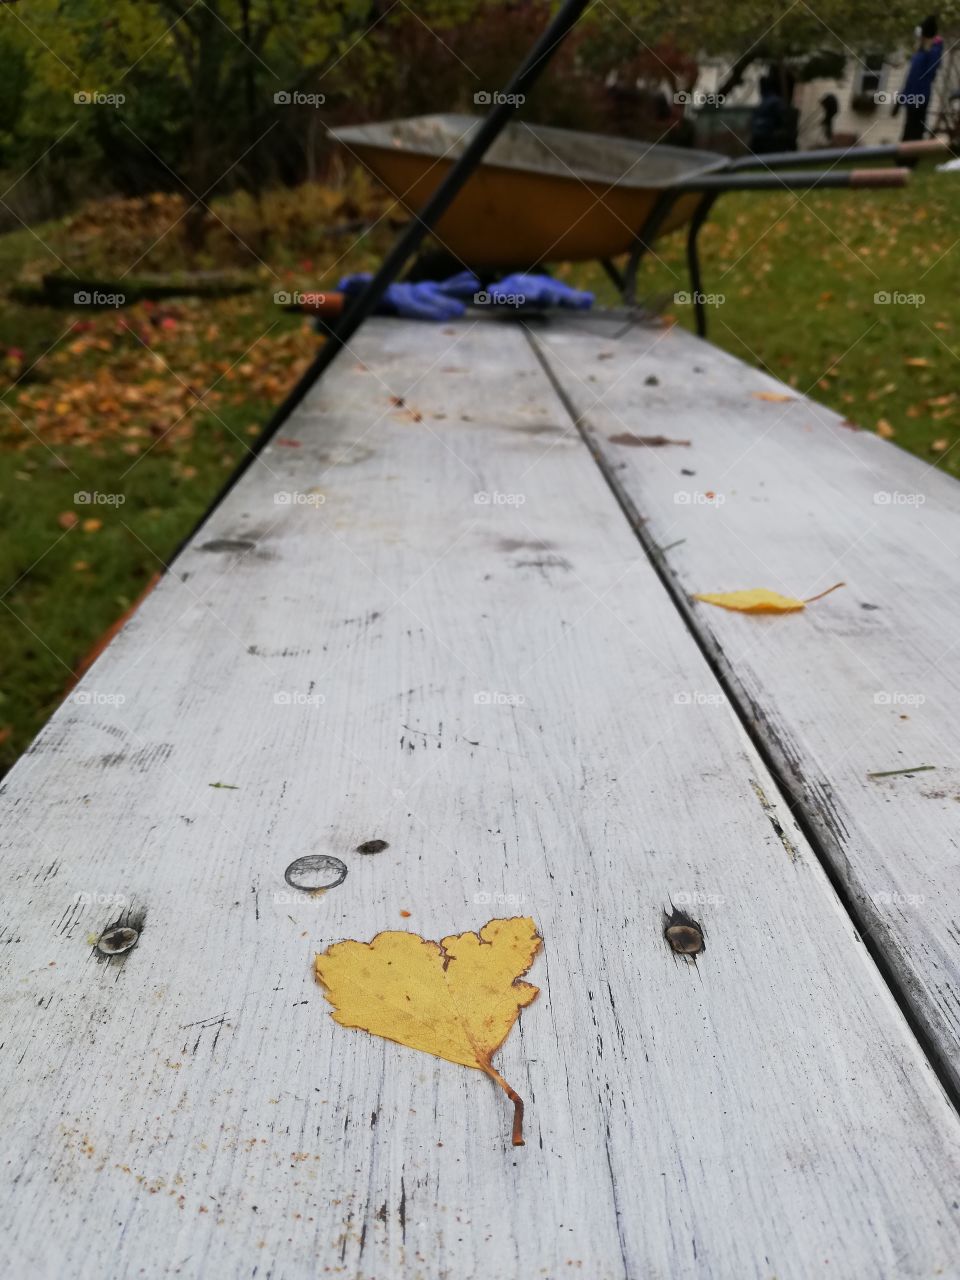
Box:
[328,113,728,267]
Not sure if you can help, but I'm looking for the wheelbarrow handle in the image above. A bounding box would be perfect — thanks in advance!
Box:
[897,138,953,158]
[850,167,911,187]
[729,140,951,170]
[674,167,910,192]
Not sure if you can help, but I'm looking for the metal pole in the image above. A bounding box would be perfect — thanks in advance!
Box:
[166,0,594,565]
[728,139,949,170]
[251,0,592,458]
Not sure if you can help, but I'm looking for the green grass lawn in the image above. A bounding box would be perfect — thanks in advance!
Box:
[1,164,957,773]
[576,166,959,457]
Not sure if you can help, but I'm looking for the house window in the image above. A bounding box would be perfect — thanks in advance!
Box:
[857,54,885,98]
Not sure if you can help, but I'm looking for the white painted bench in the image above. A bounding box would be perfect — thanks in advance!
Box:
[3,314,960,1278]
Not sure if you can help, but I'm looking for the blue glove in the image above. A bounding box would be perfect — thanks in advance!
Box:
[337,272,480,321]
[487,273,593,310]
[428,270,482,300]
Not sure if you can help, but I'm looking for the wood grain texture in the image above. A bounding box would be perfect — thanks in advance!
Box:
[3,317,960,1279]
[532,310,960,1100]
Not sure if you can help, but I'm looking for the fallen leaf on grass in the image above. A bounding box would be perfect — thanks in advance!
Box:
[931,438,950,453]
[58,511,78,530]
[876,419,895,439]
[752,391,795,402]
[314,917,542,1145]
[609,432,690,447]
[693,582,845,614]
[905,357,931,368]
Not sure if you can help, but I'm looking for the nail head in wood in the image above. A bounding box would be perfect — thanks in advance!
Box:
[664,907,705,956]
[284,854,347,891]
[96,926,139,955]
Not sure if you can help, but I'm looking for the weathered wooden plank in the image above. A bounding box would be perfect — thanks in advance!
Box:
[532,310,960,1100]
[3,317,960,1279]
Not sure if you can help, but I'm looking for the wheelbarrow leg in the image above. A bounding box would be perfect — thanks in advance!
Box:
[686,192,719,339]
[600,258,625,292]
[623,191,677,305]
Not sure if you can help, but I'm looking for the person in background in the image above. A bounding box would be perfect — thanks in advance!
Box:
[895,15,944,149]
[824,93,839,144]
[750,73,788,154]
[820,92,839,144]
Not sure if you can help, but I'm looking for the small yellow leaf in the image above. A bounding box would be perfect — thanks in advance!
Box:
[905,357,931,368]
[752,390,795,402]
[694,583,844,614]
[315,917,542,1145]
[694,588,805,613]
[876,419,895,439]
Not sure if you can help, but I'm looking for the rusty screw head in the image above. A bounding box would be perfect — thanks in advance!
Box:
[356,838,389,855]
[665,922,704,955]
[96,926,139,955]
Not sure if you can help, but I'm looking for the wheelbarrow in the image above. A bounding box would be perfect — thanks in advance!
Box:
[328,114,949,336]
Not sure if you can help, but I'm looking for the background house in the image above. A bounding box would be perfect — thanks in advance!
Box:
[690,43,959,152]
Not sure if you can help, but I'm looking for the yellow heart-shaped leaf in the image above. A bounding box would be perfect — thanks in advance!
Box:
[315,917,542,1144]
